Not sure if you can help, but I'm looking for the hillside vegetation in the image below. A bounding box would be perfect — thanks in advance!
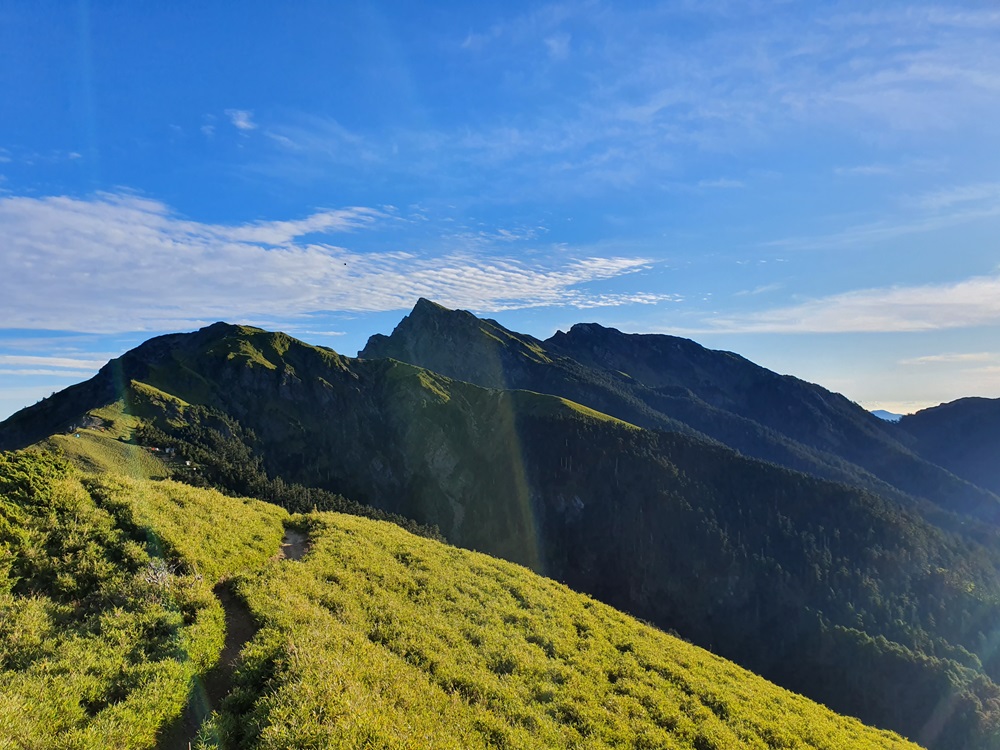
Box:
[120,354,1000,748]
[210,511,920,750]
[897,398,1000,496]
[0,450,921,749]
[0,452,223,748]
[5,318,1000,747]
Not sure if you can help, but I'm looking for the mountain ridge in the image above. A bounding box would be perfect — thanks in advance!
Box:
[897,397,1000,496]
[361,300,1000,523]
[5,305,1000,747]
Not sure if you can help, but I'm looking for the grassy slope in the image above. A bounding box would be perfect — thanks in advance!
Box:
[0,451,285,750]
[215,512,918,750]
[42,401,169,480]
[0,450,919,750]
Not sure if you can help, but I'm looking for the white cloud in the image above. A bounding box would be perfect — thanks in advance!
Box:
[0,368,98,377]
[734,283,782,297]
[288,330,347,337]
[0,355,108,369]
[763,186,1000,252]
[208,207,384,244]
[910,182,1000,212]
[265,131,295,147]
[429,5,1000,193]
[225,109,257,131]
[0,192,667,333]
[703,273,1000,333]
[201,124,215,137]
[900,352,998,366]
[234,0,1000,207]
[461,28,501,51]
[860,400,937,416]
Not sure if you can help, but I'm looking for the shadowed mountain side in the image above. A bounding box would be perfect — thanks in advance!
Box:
[361,299,1000,522]
[546,322,1000,520]
[897,398,1000,496]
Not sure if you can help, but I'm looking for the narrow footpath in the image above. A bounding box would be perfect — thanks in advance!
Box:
[156,526,309,749]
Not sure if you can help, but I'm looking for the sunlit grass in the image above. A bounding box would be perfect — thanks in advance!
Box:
[86,474,288,583]
[0,450,922,749]
[46,430,166,479]
[208,512,919,750]
[0,452,224,749]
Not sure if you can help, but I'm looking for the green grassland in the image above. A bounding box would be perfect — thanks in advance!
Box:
[85,474,288,584]
[0,451,223,749]
[46,431,166,480]
[209,512,918,750]
[1,449,920,749]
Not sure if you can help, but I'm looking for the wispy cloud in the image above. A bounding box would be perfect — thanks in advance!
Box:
[698,178,744,189]
[834,164,893,177]
[0,369,98,378]
[967,365,1000,377]
[0,355,109,369]
[1,148,88,166]
[703,273,1000,333]
[900,352,998,366]
[764,180,1000,251]
[545,32,571,61]
[207,207,384,244]
[0,192,668,333]
[909,182,1000,212]
[734,283,782,297]
[225,109,257,131]
[257,4,1000,202]
[287,330,346,338]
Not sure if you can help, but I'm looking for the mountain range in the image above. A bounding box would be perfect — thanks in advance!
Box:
[3,299,1000,749]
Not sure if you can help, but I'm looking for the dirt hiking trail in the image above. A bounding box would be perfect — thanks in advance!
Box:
[156,526,309,749]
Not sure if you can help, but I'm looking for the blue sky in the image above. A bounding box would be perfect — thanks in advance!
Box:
[2,1,1000,420]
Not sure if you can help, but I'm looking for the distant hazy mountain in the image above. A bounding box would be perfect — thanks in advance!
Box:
[4,307,1000,748]
[872,409,904,422]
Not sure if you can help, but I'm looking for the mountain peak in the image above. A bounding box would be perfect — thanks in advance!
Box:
[406,298,482,328]
[570,322,602,332]
[360,299,479,360]
[411,297,451,315]
[359,300,551,388]
[566,321,620,337]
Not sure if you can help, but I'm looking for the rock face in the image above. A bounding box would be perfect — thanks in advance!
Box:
[362,298,550,390]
